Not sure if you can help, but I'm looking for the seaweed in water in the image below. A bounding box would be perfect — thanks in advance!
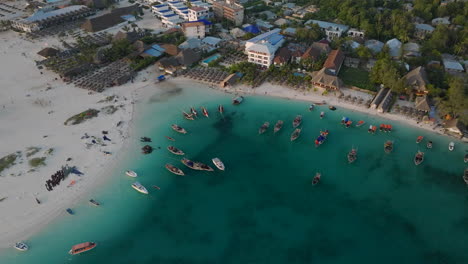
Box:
[148,87,183,103]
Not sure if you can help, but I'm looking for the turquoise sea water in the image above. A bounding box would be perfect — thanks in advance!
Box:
[2,82,468,264]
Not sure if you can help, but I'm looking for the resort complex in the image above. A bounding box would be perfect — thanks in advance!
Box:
[0,0,467,263]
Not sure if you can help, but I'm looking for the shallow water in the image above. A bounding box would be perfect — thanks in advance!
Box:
[2,83,467,264]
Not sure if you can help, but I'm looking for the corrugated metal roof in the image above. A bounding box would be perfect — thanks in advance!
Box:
[144,49,163,57]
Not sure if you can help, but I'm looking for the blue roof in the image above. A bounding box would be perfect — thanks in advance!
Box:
[154,4,166,7]
[185,19,212,26]
[243,25,260,34]
[151,44,166,52]
[159,9,172,13]
[121,15,136,21]
[178,7,188,10]
[163,14,177,18]
[269,34,283,45]
[143,49,163,57]
[182,11,189,14]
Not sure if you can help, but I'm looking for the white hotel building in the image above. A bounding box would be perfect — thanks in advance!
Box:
[245,28,285,67]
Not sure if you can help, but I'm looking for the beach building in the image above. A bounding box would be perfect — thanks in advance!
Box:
[310,68,344,90]
[179,38,202,49]
[305,20,349,41]
[432,17,450,26]
[161,44,181,56]
[414,23,435,39]
[403,42,421,58]
[37,47,59,58]
[404,66,429,96]
[230,27,245,38]
[347,28,364,38]
[282,27,296,37]
[243,24,260,34]
[213,0,244,26]
[385,38,402,58]
[81,5,140,32]
[202,36,222,51]
[365,39,384,54]
[273,47,291,66]
[245,28,285,67]
[323,49,344,76]
[370,87,389,109]
[377,89,394,113]
[442,58,464,74]
[444,119,465,138]
[176,48,201,68]
[182,21,205,39]
[415,96,431,113]
[11,5,94,32]
[188,6,210,21]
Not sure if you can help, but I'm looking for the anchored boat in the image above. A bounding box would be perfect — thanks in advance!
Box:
[167,146,185,155]
[89,199,100,206]
[183,111,194,120]
[181,158,214,171]
[426,141,433,149]
[348,148,357,163]
[201,106,209,117]
[258,122,270,134]
[449,142,455,151]
[165,163,185,176]
[384,141,393,153]
[131,182,149,194]
[312,172,321,185]
[290,128,302,141]
[190,107,198,117]
[315,130,329,147]
[292,115,302,128]
[218,104,224,114]
[273,120,283,133]
[125,170,137,177]
[416,136,423,144]
[320,111,325,119]
[171,124,187,134]
[232,96,244,105]
[414,151,424,165]
[356,120,365,127]
[212,158,225,171]
[14,242,29,252]
[69,242,97,255]
[463,168,468,185]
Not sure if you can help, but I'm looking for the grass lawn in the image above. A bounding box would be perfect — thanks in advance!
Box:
[339,66,375,91]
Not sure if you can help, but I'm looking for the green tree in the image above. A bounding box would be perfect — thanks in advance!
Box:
[446,77,468,122]
[356,45,372,59]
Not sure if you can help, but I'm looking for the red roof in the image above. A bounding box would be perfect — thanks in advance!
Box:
[273,47,291,64]
[323,49,344,73]
[190,7,206,12]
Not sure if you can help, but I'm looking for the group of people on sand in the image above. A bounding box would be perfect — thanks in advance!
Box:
[45,170,65,191]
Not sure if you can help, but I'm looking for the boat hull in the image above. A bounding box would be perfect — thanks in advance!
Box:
[69,242,97,255]
[212,158,225,171]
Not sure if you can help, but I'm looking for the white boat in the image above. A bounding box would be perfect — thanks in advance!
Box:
[14,242,29,251]
[125,170,137,177]
[131,182,148,194]
[212,158,225,171]
[449,142,455,151]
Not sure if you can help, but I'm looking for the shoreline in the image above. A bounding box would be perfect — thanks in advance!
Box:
[173,77,456,140]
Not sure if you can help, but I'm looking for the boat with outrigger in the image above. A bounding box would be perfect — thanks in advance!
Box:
[165,163,185,176]
[183,111,194,120]
[171,124,187,134]
[167,146,184,155]
[258,122,270,134]
[181,158,214,171]
[312,172,321,185]
[414,151,424,166]
[416,136,423,144]
[348,148,357,163]
[384,141,393,153]
[320,111,325,119]
[315,130,329,147]
[273,120,283,133]
[218,104,224,114]
[201,106,209,117]
[290,128,301,141]
[212,158,225,171]
[292,115,302,128]
[232,96,244,105]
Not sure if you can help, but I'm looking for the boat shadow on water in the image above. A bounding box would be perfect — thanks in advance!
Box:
[148,87,183,103]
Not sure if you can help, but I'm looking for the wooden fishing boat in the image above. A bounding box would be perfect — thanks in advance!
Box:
[171,124,187,134]
[292,115,302,128]
[356,120,365,127]
[273,120,283,133]
[463,168,468,185]
[416,136,423,144]
[69,242,97,255]
[183,111,194,120]
[35,197,41,204]
[14,242,28,251]
[309,104,315,111]
[348,148,357,163]
[218,104,224,114]
[0,197,6,202]
[181,158,214,171]
[66,208,74,215]
[320,111,325,119]
[165,136,175,141]
[345,120,352,128]
[384,141,393,153]
[426,141,433,149]
[329,106,336,111]
[312,172,321,185]
[232,96,244,105]
[201,106,209,117]
[165,163,185,176]
[212,158,225,171]
[153,185,161,190]
[258,122,270,134]
[190,107,198,117]
[290,128,301,141]
[167,146,185,155]
[414,151,424,165]
[315,130,329,147]
[140,137,151,142]
[89,199,100,206]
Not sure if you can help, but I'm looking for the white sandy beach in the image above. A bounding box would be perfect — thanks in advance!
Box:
[0,31,157,248]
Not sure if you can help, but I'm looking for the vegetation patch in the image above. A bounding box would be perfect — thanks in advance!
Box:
[26,147,41,158]
[64,109,100,125]
[0,153,18,175]
[339,66,375,91]
[101,105,118,115]
[45,148,54,155]
[97,95,116,103]
[29,157,46,168]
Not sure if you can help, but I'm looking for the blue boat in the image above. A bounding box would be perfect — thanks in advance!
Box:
[315,130,329,147]
[157,75,165,82]
[66,208,74,215]
[341,117,349,125]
